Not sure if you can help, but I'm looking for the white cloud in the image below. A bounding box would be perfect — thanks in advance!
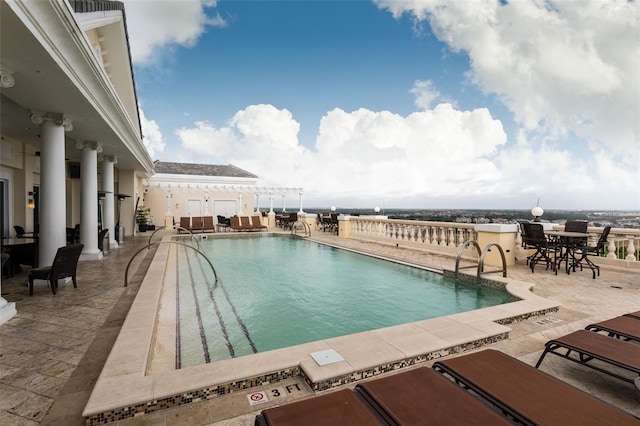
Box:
[124,0,226,64]
[374,0,640,159]
[173,103,513,203]
[139,106,165,158]
[410,79,441,110]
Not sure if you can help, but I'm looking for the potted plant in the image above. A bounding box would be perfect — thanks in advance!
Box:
[136,206,150,232]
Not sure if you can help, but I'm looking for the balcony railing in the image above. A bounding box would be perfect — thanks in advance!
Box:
[348,216,639,264]
[349,217,476,255]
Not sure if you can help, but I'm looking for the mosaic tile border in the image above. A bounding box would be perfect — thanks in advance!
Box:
[303,334,509,392]
[84,367,300,425]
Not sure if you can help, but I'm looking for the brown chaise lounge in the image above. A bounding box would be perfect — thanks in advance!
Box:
[624,310,640,320]
[535,329,640,384]
[434,349,639,425]
[255,367,511,426]
[202,216,215,233]
[178,217,191,233]
[254,388,385,426]
[251,215,267,231]
[586,315,640,343]
[354,367,511,425]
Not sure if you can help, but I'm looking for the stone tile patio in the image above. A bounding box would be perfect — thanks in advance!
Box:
[1,230,638,425]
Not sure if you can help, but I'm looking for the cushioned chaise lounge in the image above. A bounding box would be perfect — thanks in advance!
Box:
[254,389,385,426]
[624,311,640,320]
[433,349,639,425]
[354,367,511,425]
[586,315,640,343]
[535,329,640,383]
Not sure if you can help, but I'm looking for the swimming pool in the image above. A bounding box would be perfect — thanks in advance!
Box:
[172,235,510,368]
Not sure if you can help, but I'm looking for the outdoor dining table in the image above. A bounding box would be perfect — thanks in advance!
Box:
[545,230,590,275]
[1,237,38,274]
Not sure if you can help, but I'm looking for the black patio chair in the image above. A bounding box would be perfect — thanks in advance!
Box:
[574,226,611,279]
[14,225,34,238]
[521,222,557,272]
[28,243,84,295]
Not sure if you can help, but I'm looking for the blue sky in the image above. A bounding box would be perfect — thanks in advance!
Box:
[124,0,639,210]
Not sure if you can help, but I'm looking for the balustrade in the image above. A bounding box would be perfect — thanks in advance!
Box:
[349,217,476,252]
[348,216,639,265]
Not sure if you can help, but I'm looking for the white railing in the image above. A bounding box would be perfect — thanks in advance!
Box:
[350,217,476,252]
[349,216,639,266]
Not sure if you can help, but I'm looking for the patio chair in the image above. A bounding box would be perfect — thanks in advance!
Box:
[28,243,84,295]
[202,216,215,233]
[216,215,229,232]
[190,216,204,233]
[14,225,34,238]
[178,217,191,233]
[250,215,267,231]
[585,315,640,343]
[355,366,511,425]
[624,311,640,320]
[433,349,639,425]
[573,226,611,278]
[535,329,640,384]
[229,216,245,231]
[521,222,557,272]
[255,388,384,426]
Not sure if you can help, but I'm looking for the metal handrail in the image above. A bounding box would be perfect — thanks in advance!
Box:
[124,240,217,288]
[290,220,311,238]
[477,243,508,283]
[455,240,482,281]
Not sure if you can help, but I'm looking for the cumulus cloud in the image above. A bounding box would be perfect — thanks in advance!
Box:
[139,106,165,158]
[375,0,639,160]
[173,103,510,203]
[124,0,226,64]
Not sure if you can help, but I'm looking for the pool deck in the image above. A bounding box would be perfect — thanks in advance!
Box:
[1,229,639,425]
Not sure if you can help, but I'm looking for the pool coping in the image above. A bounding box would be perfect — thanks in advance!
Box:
[82,234,560,424]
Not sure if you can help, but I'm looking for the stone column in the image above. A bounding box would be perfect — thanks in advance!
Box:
[101,155,118,249]
[31,113,71,266]
[77,141,103,261]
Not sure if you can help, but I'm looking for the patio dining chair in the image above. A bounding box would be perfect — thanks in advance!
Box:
[28,243,84,295]
[521,222,557,272]
[574,226,611,278]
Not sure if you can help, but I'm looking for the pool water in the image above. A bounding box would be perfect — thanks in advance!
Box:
[175,235,510,368]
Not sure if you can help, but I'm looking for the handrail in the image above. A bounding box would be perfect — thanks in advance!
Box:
[291,220,311,238]
[124,240,217,288]
[455,240,482,281]
[147,225,166,248]
[173,226,200,249]
[477,243,507,284]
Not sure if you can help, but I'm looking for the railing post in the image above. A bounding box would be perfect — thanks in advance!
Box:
[626,236,637,261]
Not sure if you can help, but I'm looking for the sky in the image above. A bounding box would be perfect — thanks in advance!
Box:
[123,0,639,211]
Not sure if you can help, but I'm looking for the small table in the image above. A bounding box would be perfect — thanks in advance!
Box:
[545,231,589,275]
[2,237,38,274]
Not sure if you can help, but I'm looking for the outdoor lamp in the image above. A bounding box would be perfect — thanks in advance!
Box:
[330,206,336,212]
[531,206,544,222]
[374,206,380,213]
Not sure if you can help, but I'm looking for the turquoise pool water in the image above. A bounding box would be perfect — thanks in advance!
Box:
[175,235,510,368]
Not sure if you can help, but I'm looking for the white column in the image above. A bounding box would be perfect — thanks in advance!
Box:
[269,192,274,214]
[31,113,70,266]
[298,191,304,214]
[255,193,260,214]
[281,194,286,212]
[78,141,103,261]
[102,156,118,249]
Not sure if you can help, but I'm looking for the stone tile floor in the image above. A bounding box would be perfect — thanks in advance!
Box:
[1,231,639,425]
